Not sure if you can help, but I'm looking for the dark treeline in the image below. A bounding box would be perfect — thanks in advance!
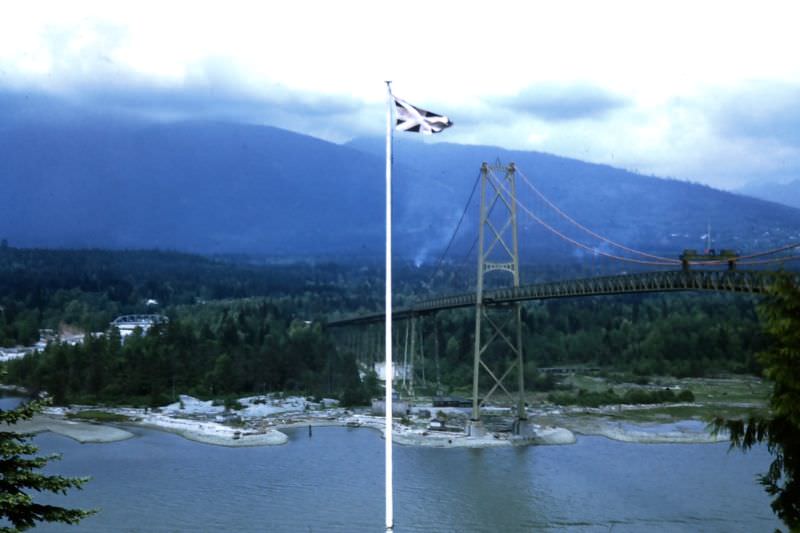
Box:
[386,292,764,394]
[0,246,779,405]
[5,299,375,406]
[0,246,387,346]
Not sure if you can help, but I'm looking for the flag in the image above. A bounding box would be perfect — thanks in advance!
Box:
[394,96,453,134]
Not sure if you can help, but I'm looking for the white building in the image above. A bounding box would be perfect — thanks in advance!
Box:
[372,361,412,382]
[0,347,33,362]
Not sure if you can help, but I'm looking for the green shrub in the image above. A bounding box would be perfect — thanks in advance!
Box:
[223,397,245,411]
[677,389,695,402]
[66,410,131,423]
[548,386,693,407]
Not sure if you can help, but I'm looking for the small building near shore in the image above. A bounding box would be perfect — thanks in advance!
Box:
[371,396,410,417]
[0,346,33,362]
[372,361,412,382]
[432,396,473,408]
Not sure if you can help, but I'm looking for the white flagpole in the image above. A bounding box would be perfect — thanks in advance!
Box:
[384,80,394,532]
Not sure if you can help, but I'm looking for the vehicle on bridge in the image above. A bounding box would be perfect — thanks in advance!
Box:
[680,248,739,271]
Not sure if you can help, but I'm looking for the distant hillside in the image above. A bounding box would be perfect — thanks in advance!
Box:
[738,180,800,210]
[0,118,389,256]
[348,138,800,261]
[2,106,799,261]
[0,246,368,306]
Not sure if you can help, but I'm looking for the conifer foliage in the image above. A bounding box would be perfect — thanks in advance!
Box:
[0,394,95,532]
[714,273,800,530]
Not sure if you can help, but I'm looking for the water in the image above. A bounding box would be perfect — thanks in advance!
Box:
[0,395,24,410]
[619,419,708,434]
[19,424,779,532]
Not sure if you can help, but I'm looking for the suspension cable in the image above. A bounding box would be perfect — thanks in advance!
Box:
[460,235,479,267]
[738,255,800,266]
[516,168,681,263]
[428,170,481,282]
[440,163,800,271]
[487,169,677,266]
[737,242,800,260]
[516,166,800,267]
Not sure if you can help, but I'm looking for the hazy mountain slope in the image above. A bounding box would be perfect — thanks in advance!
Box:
[738,180,800,210]
[2,111,799,261]
[348,138,800,260]
[1,119,390,255]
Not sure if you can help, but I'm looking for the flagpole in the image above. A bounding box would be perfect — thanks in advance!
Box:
[384,80,394,532]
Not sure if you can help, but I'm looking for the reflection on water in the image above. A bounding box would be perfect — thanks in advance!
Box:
[619,419,709,434]
[26,425,779,532]
[0,396,23,411]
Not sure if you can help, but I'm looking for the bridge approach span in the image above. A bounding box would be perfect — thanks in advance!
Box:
[328,269,794,327]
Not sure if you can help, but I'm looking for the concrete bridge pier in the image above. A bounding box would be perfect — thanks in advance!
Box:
[466,419,488,437]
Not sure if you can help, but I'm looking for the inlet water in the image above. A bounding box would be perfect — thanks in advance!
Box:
[26,426,780,532]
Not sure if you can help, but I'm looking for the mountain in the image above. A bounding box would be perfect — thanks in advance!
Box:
[2,108,799,261]
[737,180,800,210]
[347,138,800,261]
[0,118,388,256]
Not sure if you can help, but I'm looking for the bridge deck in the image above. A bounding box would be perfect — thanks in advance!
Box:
[110,314,169,326]
[328,269,794,327]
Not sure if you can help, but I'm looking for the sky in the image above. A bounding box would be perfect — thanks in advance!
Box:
[1,1,799,190]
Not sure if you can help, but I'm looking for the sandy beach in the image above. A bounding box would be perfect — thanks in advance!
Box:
[136,413,289,446]
[572,419,729,444]
[12,414,135,443]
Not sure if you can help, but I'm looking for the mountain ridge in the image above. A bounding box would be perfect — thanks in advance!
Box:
[737,179,800,210]
[2,112,799,261]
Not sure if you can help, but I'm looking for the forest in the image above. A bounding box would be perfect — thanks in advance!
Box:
[0,246,770,406]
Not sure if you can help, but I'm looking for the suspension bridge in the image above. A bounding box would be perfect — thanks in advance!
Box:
[328,161,799,437]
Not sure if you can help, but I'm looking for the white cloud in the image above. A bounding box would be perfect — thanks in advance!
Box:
[1,0,800,188]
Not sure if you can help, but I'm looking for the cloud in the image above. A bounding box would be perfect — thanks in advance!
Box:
[649,82,800,187]
[0,57,377,143]
[491,83,630,122]
[75,82,363,125]
[705,81,800,145]
[3,49,800,193]
[0,18,380,142]
[436,82,800,191]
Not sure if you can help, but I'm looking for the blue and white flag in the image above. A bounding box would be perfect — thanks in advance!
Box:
[394,97,452,134]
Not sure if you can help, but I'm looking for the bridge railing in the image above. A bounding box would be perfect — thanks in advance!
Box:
[327,269,796,327]
[110,314,169,327]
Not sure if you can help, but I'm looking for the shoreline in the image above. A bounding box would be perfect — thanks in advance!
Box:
[11,390,739,448]
[12,414,136,444]
[132,412,289,446]
[17,410,728,448]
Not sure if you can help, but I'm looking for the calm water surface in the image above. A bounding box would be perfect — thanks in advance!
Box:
[17,421,779,533]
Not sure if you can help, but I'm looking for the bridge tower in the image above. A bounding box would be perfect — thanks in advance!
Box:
[468,162,528,436]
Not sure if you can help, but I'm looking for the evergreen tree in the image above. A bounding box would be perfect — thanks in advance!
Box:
[0,394,95,532]
[714,273,800,530]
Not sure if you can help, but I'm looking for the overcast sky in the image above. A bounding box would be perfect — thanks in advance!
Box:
[1,1,799,190]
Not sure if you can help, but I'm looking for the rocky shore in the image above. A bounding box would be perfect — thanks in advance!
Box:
[10,392,736,449]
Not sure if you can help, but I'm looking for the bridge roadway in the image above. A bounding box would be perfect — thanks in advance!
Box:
[110,314,169,327]
[327,269,795,327]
